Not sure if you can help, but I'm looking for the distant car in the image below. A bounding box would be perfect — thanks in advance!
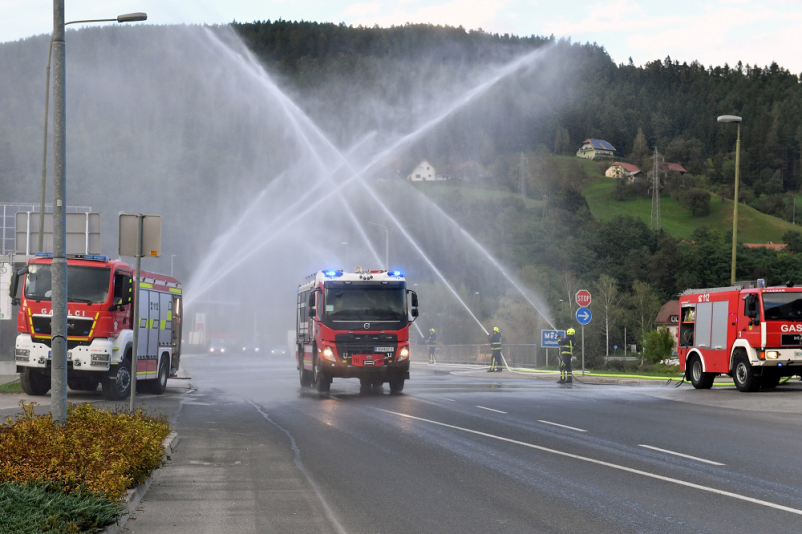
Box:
[270,346,287,355]
[241,342,261,354]
[208,340,228,354]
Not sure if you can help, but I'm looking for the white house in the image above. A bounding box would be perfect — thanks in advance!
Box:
[406,160,439,181]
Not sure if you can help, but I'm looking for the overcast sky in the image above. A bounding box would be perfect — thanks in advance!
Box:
[2,0,800,74]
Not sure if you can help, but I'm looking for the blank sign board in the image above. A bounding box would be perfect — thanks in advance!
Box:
[119,214,162,258]
[15,212,101,255]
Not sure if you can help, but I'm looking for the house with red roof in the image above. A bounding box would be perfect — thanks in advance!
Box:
[744,242,788,252]
[605,162,643,182]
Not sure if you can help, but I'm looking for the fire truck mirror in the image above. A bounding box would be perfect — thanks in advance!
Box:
[411,308,419,318]
[745,295,759,319]
[9,267,26,306]
[409,291,419,308]
[308,291,317,317]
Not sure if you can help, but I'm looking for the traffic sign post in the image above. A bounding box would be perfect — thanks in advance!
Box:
[576,304,592,375]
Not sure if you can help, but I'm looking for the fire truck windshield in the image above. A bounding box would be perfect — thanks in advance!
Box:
[324,283,407,323]
[24,264,111,304]
[763,292,802,321]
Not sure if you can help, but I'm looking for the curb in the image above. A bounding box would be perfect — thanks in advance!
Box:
[99,431,179,534]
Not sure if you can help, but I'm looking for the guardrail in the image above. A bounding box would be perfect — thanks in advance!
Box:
[411,344,562,369]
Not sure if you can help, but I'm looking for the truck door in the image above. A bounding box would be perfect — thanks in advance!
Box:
[137,289,150,378]
[738,291,762,351]
[159,292,172,365]
[148,291,160,375]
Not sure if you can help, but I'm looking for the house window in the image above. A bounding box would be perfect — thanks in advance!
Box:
[416,174,421,178]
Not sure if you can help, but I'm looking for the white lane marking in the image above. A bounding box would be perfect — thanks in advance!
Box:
[476,405,507,414]
[378,409,802,517]
[538,420,587,433]
[442,398,456,402]
[639,445,725,466]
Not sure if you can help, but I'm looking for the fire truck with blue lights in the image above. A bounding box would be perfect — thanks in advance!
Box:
[679,281,802,392]
[10,253,183,400]
[296,267,418,393]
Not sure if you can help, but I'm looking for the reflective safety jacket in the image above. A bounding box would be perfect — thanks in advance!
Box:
[559,334,575,356]
[489,332,502,352]
[426,332,437,346]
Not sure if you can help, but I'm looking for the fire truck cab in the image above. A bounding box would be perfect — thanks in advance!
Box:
[11,253,183,400]
[296,268,418,394]
[679,282,802,392]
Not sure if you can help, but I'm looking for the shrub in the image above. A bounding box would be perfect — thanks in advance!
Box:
[0,482,122,533]
[0,403,170,500]
[643,328,675,363]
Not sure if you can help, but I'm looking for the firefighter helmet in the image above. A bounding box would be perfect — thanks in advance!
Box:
[493,326,499,332]
[566,328,575,335]
[430,328,435,333]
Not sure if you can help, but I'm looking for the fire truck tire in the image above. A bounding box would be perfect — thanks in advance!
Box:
[313,359,330,393]
[689,355,714,389]
[147,356,169,395]
[21,368,50,396]
[733,353,760,392]
[102,358,132,401]
[761,370,781,390]
[389,376,405,394]
[359,377,372,389]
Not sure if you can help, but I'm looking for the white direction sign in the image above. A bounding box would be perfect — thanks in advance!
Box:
[576,306,592,325]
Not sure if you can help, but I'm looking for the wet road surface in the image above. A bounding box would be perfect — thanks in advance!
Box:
[7,353,802,533]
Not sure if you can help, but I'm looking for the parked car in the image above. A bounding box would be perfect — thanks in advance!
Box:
[270,345,288,356]
[208,340,228,354]
[241,342,261,354]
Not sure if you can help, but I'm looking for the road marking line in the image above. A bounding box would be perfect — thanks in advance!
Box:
[442,398,456,402]
[378,409,802,517]
[476,405,507,414]
[538,420,587,432]
[638,445,725,466]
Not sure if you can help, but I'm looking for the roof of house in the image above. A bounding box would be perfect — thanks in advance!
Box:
[610,162,641,173]
[666,163,687,173]
[655,300,680,325]
[744,243,787,251]
[582,139,616,151]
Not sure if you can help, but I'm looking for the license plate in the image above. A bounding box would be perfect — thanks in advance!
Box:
[374,347,394,352]
[795,351,802,358]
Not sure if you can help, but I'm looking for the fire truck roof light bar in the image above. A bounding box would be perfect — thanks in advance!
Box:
[323,270,343,278]
[390,270,403,277]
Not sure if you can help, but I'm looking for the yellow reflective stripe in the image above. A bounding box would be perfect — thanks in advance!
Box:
[147,319,153,328]
[160,320,166,330]
[136,371,148,375]
[166,310,173,320]
[140,282,153,289]
[169,288,181,294]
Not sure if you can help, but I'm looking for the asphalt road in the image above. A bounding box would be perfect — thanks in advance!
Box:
[5,354,802,533]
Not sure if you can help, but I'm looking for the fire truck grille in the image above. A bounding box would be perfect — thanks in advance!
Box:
[31,316,94,338]
[334,333,398,358]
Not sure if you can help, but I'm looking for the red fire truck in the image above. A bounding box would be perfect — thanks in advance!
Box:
[679,282,802,392]
[296,268,418,393]
[10,253,183,400]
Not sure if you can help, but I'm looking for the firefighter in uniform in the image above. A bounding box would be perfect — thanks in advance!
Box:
[426,328,437,364]
[557,328,575,384]
[488,327,503,372]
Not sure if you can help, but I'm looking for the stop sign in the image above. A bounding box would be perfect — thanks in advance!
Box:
[575,289,591,307]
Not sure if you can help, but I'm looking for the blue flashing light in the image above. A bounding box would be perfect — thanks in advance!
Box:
[778,363,783,367]
[389,270,403,277]
[83,255,109,262]
[323,270,343,278]
[35,252,54,258]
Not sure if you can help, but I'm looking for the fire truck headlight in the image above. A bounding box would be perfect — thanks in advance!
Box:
[397,346,410,362]
[766,351,781,359]
[15,349,30,362]
[321,346,337,362]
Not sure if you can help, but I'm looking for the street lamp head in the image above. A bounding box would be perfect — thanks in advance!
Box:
[717,115,742,123]
[117,12,148,23]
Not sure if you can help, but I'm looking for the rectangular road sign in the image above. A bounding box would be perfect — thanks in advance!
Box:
[541,329,566,348]
[119,214,162,258]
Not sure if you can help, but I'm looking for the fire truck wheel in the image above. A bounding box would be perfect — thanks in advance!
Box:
[761,370,781,389]
[359,377,372,390]
[102,359,132,401]
[313,360,330,393]
[389,376,405,394]
[733,353,760,392]
[372,378,383,388]
[147,356,169,395]
[21,368,50,396]
[689,355,714,389]
[299,362,313,387]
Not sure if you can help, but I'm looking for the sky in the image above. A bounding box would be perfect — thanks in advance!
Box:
[1,0,801,74]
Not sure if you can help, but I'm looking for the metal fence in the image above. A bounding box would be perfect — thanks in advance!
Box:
[411,344,564,369]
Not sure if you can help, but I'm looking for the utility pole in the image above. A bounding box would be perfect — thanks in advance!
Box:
[650,147,662,232]
[519,152,528,199]
[51,0,68,425]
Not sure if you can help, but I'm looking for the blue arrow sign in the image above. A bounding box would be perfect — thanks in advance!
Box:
[541,329,566,348]
[576,306,592,325]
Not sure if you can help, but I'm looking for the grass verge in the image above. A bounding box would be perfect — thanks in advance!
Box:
[0,482,122,534]
[0,381,22,394]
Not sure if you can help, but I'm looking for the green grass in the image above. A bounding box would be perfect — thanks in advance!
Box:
[584,175,798,243]
[0,483,123,534]
[0,380,22,394]
[412,181,543,209]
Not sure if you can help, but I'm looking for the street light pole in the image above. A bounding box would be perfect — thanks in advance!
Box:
[368,222,389,270]
[718,115,743,285]
[51,0,68,424]
[38,12,148,252]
